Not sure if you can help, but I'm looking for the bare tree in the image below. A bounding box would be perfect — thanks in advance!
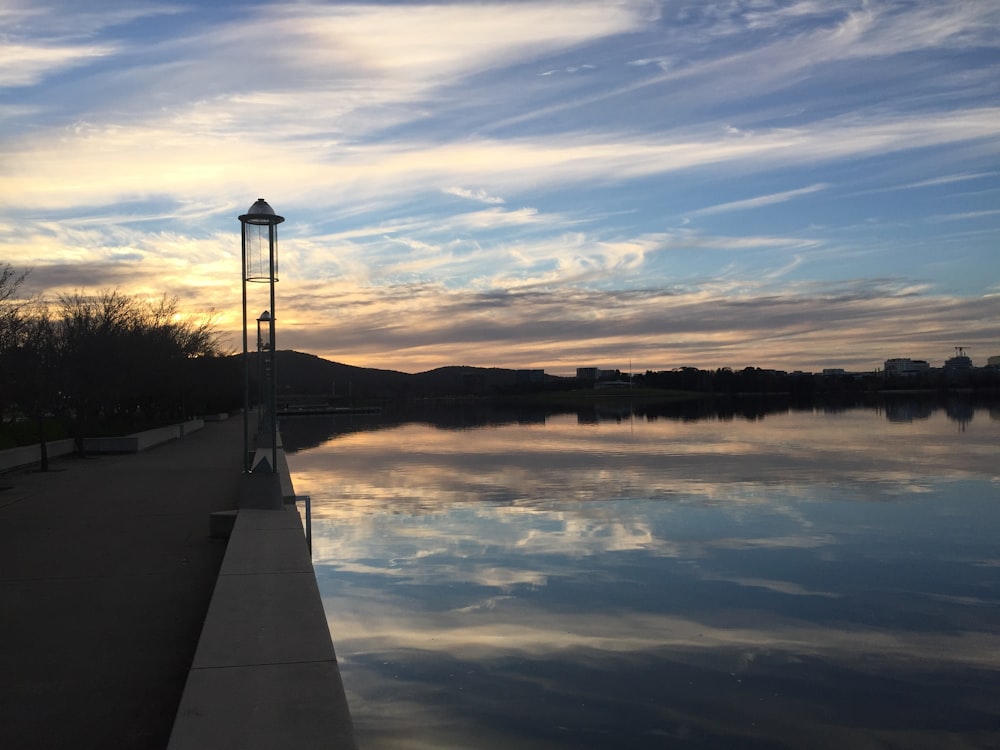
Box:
[3,282,233,456]
[56,290,227,450]
[0,264,29,425]
[10,304,59,469]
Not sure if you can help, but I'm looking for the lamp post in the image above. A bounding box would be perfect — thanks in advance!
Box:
[240,199,283,473]
[256,309,271,435]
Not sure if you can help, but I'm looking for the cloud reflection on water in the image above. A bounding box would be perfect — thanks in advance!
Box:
[286,404,1000,749]
[291,409,998,517]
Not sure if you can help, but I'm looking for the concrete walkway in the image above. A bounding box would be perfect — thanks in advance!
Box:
[0,418,243,750]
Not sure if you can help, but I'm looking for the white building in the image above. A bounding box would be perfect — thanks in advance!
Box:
[884,358,930,376]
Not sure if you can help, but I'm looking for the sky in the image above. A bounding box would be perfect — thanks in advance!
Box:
[2,0,999,375]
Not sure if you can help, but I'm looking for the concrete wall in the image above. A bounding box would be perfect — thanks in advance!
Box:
[2,418,213,471]
[81,419,203,454]
[168,443,358,750]
[179,418,205,437]
[84,424,182,454]
[0,438,76,473]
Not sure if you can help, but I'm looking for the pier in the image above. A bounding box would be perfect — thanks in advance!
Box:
[0,416,356,750]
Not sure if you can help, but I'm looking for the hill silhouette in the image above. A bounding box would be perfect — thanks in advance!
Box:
[249,349,1000,403]
[256,350,562,399]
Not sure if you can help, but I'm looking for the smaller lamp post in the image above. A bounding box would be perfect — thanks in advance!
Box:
[256,310,271,435]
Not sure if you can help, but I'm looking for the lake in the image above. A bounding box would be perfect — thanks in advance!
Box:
[283,397,1000,750]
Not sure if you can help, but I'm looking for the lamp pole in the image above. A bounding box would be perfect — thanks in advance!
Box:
[239,199,284,473]
[256,310,271,434]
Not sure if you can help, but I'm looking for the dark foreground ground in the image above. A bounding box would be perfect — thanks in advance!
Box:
[0,418,243,750]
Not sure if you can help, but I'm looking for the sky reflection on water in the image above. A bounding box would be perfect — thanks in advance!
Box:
[284,403,1000,749]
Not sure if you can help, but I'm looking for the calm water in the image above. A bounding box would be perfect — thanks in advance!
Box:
[284,399,1000,750]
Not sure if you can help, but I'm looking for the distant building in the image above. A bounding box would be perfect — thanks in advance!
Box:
[884,358,930,376]
[822,368,846,376]
[988,355,1000,368]
[944,348,973,370]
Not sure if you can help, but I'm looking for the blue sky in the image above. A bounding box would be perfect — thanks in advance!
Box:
[2,0,999,374]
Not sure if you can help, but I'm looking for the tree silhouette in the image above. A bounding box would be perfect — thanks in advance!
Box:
[56,291,225,450]
[1,277,236,464]
[0,263,30,434]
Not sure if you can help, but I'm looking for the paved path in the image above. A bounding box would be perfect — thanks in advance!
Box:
[0,418,243,750]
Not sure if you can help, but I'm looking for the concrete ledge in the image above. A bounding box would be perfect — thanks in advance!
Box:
[82,435,142,453]
[0,419,215,468]
[84,424,182,454]
[238,470,284,510]
[169,508,357,750]
[190,571,334,666]
[0,438,76,473]
[248,439,295,503]
[123,423,181,450]
[167,661,356,750]
[204,413,230,422]
[179,418,204,437]
[220,510,313,575]
[276,448,296,504]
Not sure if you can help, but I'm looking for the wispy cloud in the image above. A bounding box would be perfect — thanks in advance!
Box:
[896,171,1000,190]
[442,187,506,204]
[0,41,117,87]
[6,108,998,212]
[688,183,829,217]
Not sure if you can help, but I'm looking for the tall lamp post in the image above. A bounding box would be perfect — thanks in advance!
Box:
[240,199,283,473]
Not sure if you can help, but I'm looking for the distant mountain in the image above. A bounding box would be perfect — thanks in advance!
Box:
[251,350,564,399]
[256,350,408,398]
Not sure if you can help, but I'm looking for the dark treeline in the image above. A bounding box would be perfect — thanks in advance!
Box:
[627,365,1000,395]
[0,265,240,463]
